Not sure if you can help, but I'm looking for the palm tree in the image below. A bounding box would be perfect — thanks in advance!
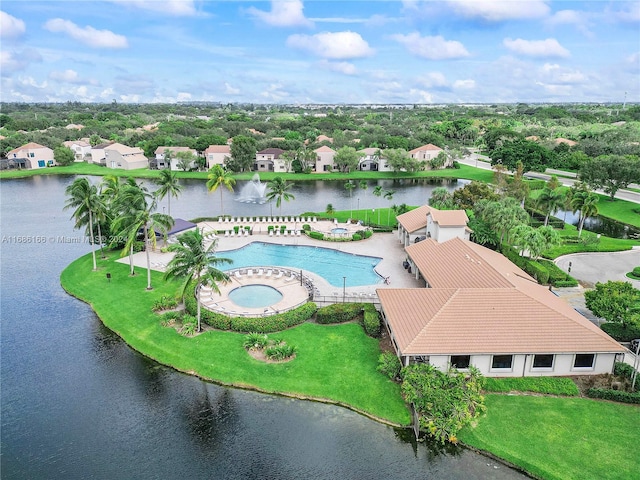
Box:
[344,180,355,219]
[373,186,383,224]
[571,191,599,237]
[155,169,182,216]
[164,229,232,333]
[112,184,173,290]
[206,165,236,218]
[325,203,335,216]
[384,189,395,225]
[266,176,295,215]
[64,177,99,270]
[536,187,565,226]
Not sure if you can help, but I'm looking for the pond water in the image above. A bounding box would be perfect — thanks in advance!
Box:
[554,209,640,239]
[0,175,527,480]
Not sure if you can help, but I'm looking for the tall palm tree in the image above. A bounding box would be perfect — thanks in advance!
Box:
[571,191,599,237]
[344,180,355,219]
[155,169,182,216]
[206,164,236,218]
[536,187,565,226]
[112,184,173,290]
[384,189,395,225]
[373,186,383,224]
[266,176,295,215]
[164,229,231,333]
[64,177,99,270]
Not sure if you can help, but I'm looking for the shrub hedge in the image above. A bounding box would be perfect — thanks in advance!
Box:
[601,322,640,342]
[363,304,381,337]
[352,234,362,241]
[483,377,579,396]
[316,303,364,324]
[308,231,324,240]
[377,352,402,380]
[184,291,317,333]
[500,246,578,287]
[587,388,640,404]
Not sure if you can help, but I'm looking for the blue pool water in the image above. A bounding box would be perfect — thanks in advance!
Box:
[229,285,283,308]
[218,242,382,287]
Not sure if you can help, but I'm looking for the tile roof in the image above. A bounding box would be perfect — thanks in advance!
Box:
[429,209,469,227]
[314,145,335,153]
[154,146,195,154]
[204,145,231,154]
[377,287,624,355]
[105,142,145,155]
[397,205,432,233]
[8,142,48,155]
[409,143,443,154]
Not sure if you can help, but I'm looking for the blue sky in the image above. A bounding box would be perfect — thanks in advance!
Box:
[1,1,638,104]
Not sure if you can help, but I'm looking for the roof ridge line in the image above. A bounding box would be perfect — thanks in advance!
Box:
[405,288,460,351]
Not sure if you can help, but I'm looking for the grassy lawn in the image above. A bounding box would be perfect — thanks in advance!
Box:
[459,394,640,480]
[543,223,640,259]
[60,251,411,425]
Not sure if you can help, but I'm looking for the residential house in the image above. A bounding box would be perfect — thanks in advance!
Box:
[409,144,447,167]
[316,134,334,144]
[104,143,148,170]
[154,146,198,171]
[554,138,577,147]
[254,148,288,173]
[396,205,471,247]
[357,147,391,172]
[377,236,624,376]
[90,142,115,165]
[204,145,231,169]
[5,142,54,169]
[313,145,336,173]
[63,140,92,162]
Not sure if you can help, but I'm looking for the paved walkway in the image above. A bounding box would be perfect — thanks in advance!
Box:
[554,250,640,289]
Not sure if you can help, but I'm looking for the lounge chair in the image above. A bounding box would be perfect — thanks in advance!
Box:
[269,230,274,237]
[256,269,263,277]
[247,269,253,277]
[265,269,272,278]
[274,270,283,279]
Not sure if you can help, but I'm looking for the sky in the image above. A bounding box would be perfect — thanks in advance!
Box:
[1,0,639,104]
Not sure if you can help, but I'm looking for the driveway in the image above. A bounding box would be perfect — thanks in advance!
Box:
[554,250,640,289]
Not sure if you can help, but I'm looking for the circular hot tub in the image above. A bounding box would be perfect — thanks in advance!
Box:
[331,227,348,234]
[228,284,283,309]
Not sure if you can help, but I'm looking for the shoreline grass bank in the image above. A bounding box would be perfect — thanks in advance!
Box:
[60,251,411,426]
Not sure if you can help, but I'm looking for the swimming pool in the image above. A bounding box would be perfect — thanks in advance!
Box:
[229,285,283,308]
[218,242,382,287]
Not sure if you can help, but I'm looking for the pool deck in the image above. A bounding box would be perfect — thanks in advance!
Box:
[117,220,423,310]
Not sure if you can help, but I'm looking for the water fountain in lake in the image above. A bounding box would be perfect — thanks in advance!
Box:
[236,173,267,204]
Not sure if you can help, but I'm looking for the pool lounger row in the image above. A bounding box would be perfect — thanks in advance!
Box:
[218,217,317,224]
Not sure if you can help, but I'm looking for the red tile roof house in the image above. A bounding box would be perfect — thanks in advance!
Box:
[90,141,115,165]
[378,209,624,377]
[409,143,449,168]
[6,142,55,169]
[104,143,149,170]
[63,140,91,162]
[204,145,231,169]
[313,145,336,173]
[396,205,471,247]
[154,146,198,170]
[254,148,288,173]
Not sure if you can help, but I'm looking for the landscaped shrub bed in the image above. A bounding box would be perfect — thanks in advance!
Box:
[500,245,578,287]
[538,259,578,287]
[614,362,640,390]
[587,388,640,404]
[483,377,580,396]
[362,304,380,337]
[307,231,324,240]
[316,303,364,324]
[184,291,317,333]
[377,351,401,380]
[601,322,640,342]
[152,294,178,312]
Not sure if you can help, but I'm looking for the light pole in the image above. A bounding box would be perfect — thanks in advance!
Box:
[357,198,360,221]
[342,276,346,303]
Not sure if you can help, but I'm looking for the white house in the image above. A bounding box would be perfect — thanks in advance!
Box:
[90,142,114,165]
[357,147,391,172]
[254,148,288,173]
[313,145,336,173]
[377,236,625,377]
[104,143,148,170]
[409,144,447,166]
[396,205,470,247]
[63,140,91,162]
[154,146,198,170]
[204,145,231,169]
[6,142,55,169]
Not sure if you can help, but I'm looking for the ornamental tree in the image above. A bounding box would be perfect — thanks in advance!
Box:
[585,281,640,328]
[579,155,640,200]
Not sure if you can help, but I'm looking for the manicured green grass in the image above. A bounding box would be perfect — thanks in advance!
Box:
[543,223,640,259]
[596,196,640,228]
[60,251,411,425]
[483,377,580,396]
[459,395,640,480]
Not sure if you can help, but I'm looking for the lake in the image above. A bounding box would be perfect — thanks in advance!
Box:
[0,175,526,479]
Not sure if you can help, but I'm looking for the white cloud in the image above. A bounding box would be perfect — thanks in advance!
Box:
[318,60,357,75]
[540,64,586,84]
[391,33,469,60]
[625,52,640,73]
[417,72,448,88]
[49,69,99,85]
[247,0,313,28]
[1,11,26,39]
[44,18,128,48]
[260,83,289,101]
[286,31,374,59]
[546,10,593,37]
[0,49,41,74]
[176,92,192,102]
[503,38,569,58]
[408,88,434,103]
[448,0,550,21]
[108,0,197,16]
[224,82,241,95]
[453,79,476,89]
[608,2,640,23]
